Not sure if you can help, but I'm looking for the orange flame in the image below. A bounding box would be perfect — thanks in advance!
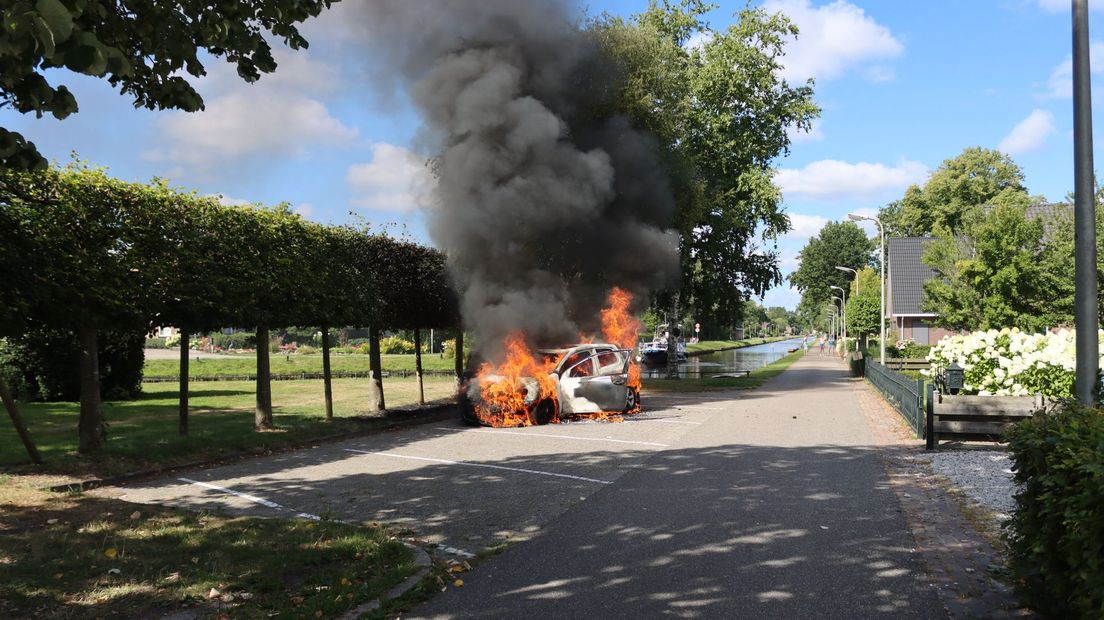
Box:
[600,287,642,412]
[475,332,558,427]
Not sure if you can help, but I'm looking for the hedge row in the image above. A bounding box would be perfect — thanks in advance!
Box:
[1005,402,1104,618]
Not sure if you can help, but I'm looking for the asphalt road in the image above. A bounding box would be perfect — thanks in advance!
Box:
[114,354,944,618]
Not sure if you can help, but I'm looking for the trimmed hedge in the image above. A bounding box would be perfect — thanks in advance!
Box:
[1004,402,1104,618]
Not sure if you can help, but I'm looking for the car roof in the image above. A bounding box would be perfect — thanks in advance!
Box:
[537,343,616,356]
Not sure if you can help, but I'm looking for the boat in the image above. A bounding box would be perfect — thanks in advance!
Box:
[638,324,688,366]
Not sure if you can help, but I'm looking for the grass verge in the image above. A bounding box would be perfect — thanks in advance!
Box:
[145,353,457,379]
[1,377,459,478]
[643,350,804,393]
[0,482,419,620]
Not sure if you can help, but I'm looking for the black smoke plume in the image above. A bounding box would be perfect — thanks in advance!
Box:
[357,0,680,359]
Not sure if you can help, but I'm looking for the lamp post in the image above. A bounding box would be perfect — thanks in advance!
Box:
[849,213,886,364]
[1073,0,1099,405]
[832,295,844,356]
[835,266,858,296]
[831,285,847,352]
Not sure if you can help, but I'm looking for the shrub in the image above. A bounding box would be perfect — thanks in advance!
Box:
[1004,402,1104,618]
[297,345,318,355]
[164,333,182,348]
[144,337,167,349]
[925,328,1103,397]
[0,329,145,401]
[379,336,414,354]
[207,331,256,350]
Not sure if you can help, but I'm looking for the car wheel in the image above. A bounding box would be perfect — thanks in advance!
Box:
[528,399,556,425]
[624,388,639,413]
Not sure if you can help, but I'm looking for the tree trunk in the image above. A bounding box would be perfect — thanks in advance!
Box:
[367,325,385,412]
[414,328,425,405]
[454,329,465,389]
[666,292,680,380]
[179,328,189,436]
[255,322,274,429]
[1,376,41,464]
[322,325,333,420]
[77,325,103,453]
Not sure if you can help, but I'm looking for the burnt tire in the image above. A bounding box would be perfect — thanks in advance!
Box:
[624,388,639,413]
[528,399,556,425]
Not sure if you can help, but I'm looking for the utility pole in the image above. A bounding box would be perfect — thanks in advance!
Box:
[1073,0,1099,404]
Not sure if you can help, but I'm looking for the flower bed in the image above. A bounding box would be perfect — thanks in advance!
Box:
[924,328,1104,397]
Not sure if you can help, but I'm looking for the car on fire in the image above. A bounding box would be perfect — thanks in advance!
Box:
[459,343,638,426]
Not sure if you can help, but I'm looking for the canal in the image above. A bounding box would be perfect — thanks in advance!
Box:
[640,337,805,378]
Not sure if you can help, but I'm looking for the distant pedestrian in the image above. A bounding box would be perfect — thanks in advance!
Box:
[828,336,836,355]
[802,336,809,354]
[817,336,825,354]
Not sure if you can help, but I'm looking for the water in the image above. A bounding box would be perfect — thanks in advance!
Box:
[640,337,805,378]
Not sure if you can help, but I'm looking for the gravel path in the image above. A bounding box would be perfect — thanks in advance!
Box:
[916,450,1019,518]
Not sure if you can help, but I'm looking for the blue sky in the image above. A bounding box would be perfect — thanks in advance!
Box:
[3,0,1102,310]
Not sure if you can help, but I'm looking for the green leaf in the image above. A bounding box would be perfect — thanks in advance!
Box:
[35,0,73,43]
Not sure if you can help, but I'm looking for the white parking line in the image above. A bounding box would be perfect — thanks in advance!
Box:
[630,418,702,425]
[178,478,321,520]
[433,427,668,447]
[343,449,612,485]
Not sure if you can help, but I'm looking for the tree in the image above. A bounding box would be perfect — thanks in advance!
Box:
[592,1,819,335]
[1,0,335,169]
[880,147,1033,237]
[922,203,1052,331]
[789,221,876,323]
[843,267,880,346]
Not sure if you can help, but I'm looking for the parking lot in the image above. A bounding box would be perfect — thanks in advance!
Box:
[111,394,740,557]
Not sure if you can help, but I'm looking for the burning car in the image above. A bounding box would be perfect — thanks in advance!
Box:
[460,342,639,426]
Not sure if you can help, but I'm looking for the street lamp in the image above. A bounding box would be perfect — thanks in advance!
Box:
[832,295,844,354]
[830,285,847,352]
[849,213,886,365]
[835,266,858,296]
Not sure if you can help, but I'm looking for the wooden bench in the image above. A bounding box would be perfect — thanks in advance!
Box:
[926,393,1045,449]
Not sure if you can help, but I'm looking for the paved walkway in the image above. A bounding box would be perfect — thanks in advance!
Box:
[412,354,945,618]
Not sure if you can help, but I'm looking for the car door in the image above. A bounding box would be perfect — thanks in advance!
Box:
[574,349,631,413]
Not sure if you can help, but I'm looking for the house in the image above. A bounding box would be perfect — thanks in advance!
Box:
[886,237,954,346]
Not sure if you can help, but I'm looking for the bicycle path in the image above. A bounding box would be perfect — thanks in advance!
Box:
[411,353,944,618]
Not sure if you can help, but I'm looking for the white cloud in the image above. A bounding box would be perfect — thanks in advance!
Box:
[1043,41,1104,98]
[144,48,355,172]
[775,159,929,201]
[683,30,715,52]
[207,193,252,207]
[998,109,1056,154]
[347,144,435,212]
[294,203,315,219]
[782,212,829,239]
[1037,0,1104,11]
[763,0,903,83]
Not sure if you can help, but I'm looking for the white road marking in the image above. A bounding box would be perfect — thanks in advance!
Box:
[433,427,668,447]
[630,418,702,425]
[178,477,322,520]
[343,449,612,485]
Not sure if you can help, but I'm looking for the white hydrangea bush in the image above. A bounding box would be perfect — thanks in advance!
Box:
[923,328,1104,397]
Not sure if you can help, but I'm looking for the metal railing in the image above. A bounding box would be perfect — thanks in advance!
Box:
[143,368,459,383]
[865,360,931,438]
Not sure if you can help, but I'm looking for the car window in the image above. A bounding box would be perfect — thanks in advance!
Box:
[560,351,589,373]
[595,351,624,376]
[567,356,595,378]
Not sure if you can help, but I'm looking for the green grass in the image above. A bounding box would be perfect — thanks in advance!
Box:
[685,336,792,354]
[0,376,459,478]
[0,483,419,620]
[643,350,804,393]
[144,353,458,379]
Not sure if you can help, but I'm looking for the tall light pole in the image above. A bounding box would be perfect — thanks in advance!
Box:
[831,285,847,352]
[836,266,861,350]
[832,295,845,355]
[1073,0,1099,405]
[849,213,886,364]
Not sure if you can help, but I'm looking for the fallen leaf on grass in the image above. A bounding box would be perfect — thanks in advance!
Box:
[107,568,120,575]
[103,548,117,559]
[46,518,58,525]
[340,577,351,586]
[290,596,305,606]
[206,588,221,600]
[453,579,464,588]
[163,572,180,583]
[129,511,141,520]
